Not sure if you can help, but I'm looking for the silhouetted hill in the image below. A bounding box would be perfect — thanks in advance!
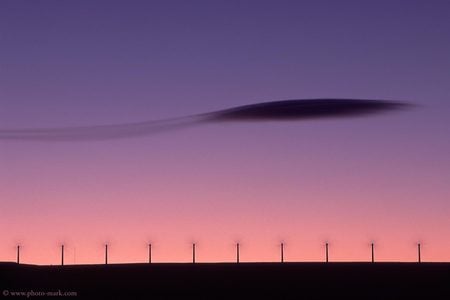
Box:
[2,262,450,299]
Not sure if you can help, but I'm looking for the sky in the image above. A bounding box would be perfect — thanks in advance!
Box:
[1,0,450,264]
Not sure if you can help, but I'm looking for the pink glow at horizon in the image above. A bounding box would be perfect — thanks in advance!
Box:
[1,0,450,264]
[2,147,450,264]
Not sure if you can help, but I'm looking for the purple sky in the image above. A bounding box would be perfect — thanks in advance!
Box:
[1,0,450,264]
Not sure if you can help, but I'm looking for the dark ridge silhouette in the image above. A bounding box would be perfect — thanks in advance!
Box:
[0,99,410,141]
[2,262,450,299]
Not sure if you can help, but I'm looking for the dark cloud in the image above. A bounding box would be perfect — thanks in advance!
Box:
[206,99,408,121]
[0,99,410,141]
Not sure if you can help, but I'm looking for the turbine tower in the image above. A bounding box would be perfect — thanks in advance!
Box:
[16,245,20,264]
[417,243,421,263]
[105,244,108,265]
[371,242,375,263]
[148,243,152,264]
[61,244,64,266]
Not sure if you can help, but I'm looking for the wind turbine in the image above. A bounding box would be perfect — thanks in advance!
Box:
[148,243,152,264]
[16,245,20,264]
[417,242,421,263]
[371,242,375,263]
[105,244,108,265]
[61,244,64,266]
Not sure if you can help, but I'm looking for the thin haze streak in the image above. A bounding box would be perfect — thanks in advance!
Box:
[0,99,409,141]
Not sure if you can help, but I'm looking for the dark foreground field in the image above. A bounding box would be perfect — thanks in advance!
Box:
[2,262,450,299]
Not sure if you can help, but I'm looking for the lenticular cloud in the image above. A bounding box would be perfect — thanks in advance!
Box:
[0,99,409,141]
